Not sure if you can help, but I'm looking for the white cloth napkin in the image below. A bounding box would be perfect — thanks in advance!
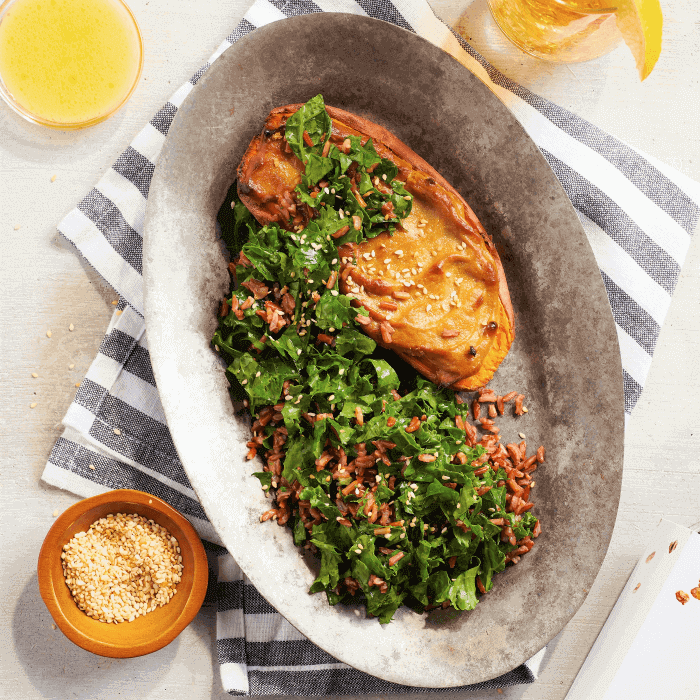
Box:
[41,0,700,695]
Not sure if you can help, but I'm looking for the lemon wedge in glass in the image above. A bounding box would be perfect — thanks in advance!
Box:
[615,0,663,80]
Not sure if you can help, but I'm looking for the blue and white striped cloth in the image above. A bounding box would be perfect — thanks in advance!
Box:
[41,0,699,695]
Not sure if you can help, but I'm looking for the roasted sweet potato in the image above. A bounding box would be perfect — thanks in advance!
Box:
[237,103,514,390]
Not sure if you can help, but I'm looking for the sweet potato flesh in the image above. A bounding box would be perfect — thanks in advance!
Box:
[237,108,514,390]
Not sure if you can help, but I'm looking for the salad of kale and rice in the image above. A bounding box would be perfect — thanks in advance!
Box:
[212,95,543,624]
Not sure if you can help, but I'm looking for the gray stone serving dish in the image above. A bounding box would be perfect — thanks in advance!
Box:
[143,13,624,687]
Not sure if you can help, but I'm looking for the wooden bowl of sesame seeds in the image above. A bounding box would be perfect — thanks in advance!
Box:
[37,489,209,657]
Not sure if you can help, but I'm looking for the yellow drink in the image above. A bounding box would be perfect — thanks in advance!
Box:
[488,0,622,63]
[0,0,142,128]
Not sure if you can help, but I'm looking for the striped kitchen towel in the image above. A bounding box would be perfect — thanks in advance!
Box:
[41,0,700,696]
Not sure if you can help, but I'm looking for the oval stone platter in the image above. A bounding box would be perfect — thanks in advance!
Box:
[143,13,624,687]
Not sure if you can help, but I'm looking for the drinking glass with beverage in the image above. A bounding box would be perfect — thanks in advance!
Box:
[486,0,663,79]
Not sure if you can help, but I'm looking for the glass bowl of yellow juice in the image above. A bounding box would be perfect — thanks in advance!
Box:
[0,0,143,129]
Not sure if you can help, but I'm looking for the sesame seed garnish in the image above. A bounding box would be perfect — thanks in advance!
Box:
[426,304,432,311]
[445,272,451,278]
[519,432,526,439]
[51,174,57,182]
[46,330,52,338]
[75,382,81,388]
[30,402,37,408]
[116,310,123,316]
[53,509,59,516]
[112,300,119,305]
[31,372,38,378]
[14,224,21,230]
[69,364,75,369]
[61,512,182,623]
[89,464,96,470]
[255,371,261,377]
[113,428,121,435]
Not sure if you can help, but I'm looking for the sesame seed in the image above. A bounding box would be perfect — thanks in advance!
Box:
[14,224,21,230]
[31,372,38,378]
[89,464,96,470]
[46,330,52,338]
[112,300,119,305]
[30,402,37,408]
[445,272,451,278]
[255,371,261,377]
[61,512,182,624]
[426,304,432,311]
[116,310,123,316]
[519,432,526,439]
[394,250,403,257]
[242,379,248,384]
[75,382,81,388]
[69,364,75,369]
[53,509,59,516]
[51,174,57,182]
[113,428,121,436]
[69,323,75,331]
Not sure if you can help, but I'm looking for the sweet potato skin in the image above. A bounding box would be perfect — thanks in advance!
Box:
[237,103,514,390]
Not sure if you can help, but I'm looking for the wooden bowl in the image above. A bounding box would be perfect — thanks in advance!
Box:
[37,489,209,657]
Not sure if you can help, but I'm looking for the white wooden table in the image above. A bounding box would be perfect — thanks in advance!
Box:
[1,1,698,698]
